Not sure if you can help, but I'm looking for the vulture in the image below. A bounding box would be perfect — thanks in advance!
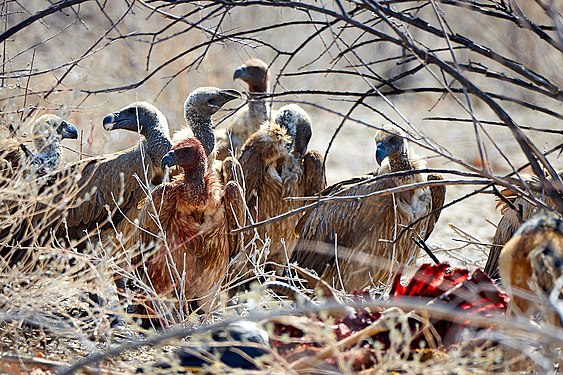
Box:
[290,124,446,291]
[484,169,563,279]
[227,104,325,266]
[0,114,78,178]
[0,115,78,263]
[172,87,242,166]
[4,102,172,256]
[129,137,245,325]
[498,211,563,327]
[215,58,271,160]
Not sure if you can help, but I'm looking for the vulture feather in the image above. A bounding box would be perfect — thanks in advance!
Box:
[484,170,563,279]
[129,137,245,325]
[226,104,326,265]
[290,125,446,290]
[216,58,272,160]
[499,211,563,327]
[0,114,78,179]
[7,102,172,254]
[0,115,78,263]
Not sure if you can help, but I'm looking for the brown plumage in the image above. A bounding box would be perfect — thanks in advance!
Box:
[9,102,173,253]
[484,170,563,279]
[130,137,245,324]
[227,104,326,266]
[0,115,78,264]
[499,211,563,328]
[0,114,78,179]
[290,125,446,290]
[215,58,271,160]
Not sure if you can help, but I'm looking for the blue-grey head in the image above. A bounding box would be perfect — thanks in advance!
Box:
[102,101,168,137]
[374,125,407,165]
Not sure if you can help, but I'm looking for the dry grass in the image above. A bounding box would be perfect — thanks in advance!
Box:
[0,0,562,373]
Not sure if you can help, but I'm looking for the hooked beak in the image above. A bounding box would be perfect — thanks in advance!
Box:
[219,88,243,101]
[233,65,247,80]
[161,150,176,170]
[103,113,125,131]
[375,141,388,165]
[60,121,79,140]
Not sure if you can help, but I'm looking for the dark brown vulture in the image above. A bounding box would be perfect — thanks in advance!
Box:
[3,102,173,258]
[0,114,78,178]
[129,137,245,325]
[290,124,446,291]
[215,58,271,160]
[484,170,563,279]
[499,211,562,328]
[226,104,326,267]
[172,87,242,167]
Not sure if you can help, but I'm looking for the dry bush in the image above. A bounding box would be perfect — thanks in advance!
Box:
[0,0,562,373]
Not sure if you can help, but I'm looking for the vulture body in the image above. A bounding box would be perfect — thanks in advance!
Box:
[0,114,78,178]
[131,138,245,324]
[290,125,446,290]
[5,102,172,255]
[227,104,325,265]
[0,115,78,264]
[499,211,563,327]
[484,170,563,279]
[215,58,271,160]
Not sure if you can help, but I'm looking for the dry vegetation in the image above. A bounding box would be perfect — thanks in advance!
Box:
[0,0,562,373]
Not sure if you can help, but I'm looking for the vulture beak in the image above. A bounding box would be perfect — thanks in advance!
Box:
[375,141,388,165]
[60,121,79,140]
[219,89,243,101]
[103,113,125,131]
[233,65,247,80]
[161,150,177,170]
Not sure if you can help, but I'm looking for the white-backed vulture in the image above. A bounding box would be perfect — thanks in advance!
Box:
[499,211,562,327]
[129,137,245,326]
[227,104,326,266]
[0,115,78,264]
[172,87,242,166]
[290,124,446,290]
[484,170,563,279]
[0,114,78,178]
[7,102,173,253]
[215,58,271,160]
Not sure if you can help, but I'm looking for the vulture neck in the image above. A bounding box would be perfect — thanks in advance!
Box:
[182,167,207,208]
[388,148,412,173]
[184,110,215,158]
[33,136,61,171]
[248,81,270,128]
[142,118,173,167]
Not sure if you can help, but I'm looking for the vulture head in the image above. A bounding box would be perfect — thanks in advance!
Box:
[102,101,169,137]
[31,114,78,148]
[374,125,408,166]
[184,87,242,120]
[183,87,241,157]
[161,137,207,174]
[233,58,270,93]
[30,114,78,170]
[275,104,312,156]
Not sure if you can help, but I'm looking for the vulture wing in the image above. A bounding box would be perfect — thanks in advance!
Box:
[290,169,396,278]
[223,180,246,258]
[302,150,326,197]
[424,173,446,241]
